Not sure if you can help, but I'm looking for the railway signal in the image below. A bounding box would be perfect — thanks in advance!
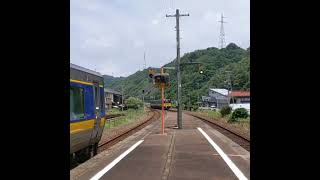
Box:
[147,68,170,134]
[148,62,202,131]
[150,62,203,130]
[199,64,204,74]
[148,69,155,78]
[153,73,170,88]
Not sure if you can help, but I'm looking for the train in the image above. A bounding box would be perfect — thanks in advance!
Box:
[70,63,106,163]
[149,99,172,110]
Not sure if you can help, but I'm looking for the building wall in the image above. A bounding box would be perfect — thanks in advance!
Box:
[201,101,215,107]
[234,96,250,104]
[215,98,229,109]
[209,90,229,109]
[201,96,212,107]
[105,92,113,109]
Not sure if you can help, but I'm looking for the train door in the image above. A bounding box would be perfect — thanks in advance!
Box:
[70,84,90,153]
[90,82,101,143]
[97,87,105,134]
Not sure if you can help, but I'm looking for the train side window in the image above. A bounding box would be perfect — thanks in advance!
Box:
[70,86,85,120]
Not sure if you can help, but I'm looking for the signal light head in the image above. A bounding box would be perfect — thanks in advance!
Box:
[198,64,204,74]
[148,69,155,78]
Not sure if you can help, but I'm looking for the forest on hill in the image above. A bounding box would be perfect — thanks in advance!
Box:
[104,43,250,107]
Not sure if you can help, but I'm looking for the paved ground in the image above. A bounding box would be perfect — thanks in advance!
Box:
[71,111,250,180]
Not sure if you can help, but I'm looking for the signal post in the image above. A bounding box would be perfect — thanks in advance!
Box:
[148,68,170,134]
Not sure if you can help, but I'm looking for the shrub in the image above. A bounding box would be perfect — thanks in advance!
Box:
[230,108,249,122]
[220,106,232,117]
[125,97,143,109]
[192,105,199,111]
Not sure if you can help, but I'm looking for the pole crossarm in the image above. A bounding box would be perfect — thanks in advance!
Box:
[151,67,175,70]
[161,62,201,70]
[166,13,189,17]
[162,66,175,70]
[180,62,202,66]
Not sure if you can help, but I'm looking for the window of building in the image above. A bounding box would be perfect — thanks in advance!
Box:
[70,86,85,120]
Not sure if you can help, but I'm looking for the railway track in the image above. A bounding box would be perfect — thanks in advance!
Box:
[105,113,124,119]
[98,109,161,153]
[185,111,250,152]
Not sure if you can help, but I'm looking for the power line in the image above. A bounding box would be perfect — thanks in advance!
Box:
[171,0,173,10]
[163,0,169,12]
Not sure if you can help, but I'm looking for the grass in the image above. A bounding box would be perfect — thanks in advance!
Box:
[194,109,250,132]
[195,109,222,120]
[234,117,250,132]
[106,108,124,116]
[104,108,147,129]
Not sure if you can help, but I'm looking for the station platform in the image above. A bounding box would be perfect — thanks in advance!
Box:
[71,111,250,180]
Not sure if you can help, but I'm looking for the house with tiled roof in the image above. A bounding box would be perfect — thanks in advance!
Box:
[200,88,250,109]
[229,90,250,104]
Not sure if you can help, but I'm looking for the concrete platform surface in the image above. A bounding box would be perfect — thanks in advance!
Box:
[71,111,250,180]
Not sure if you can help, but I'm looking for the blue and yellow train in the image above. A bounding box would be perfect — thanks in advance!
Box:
[70,63,106,163]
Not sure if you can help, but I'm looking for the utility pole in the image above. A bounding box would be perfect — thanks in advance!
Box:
[121,85,124,111]
[226,71,234,104]
[219,13,227,49]
[142,89,145,111]
[166,9,189,129]
[161,68,165,134]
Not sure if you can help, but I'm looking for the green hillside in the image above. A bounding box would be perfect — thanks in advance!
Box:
[104,43,250,107]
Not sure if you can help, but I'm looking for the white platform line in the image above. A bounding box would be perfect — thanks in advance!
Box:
[197,127,248,180]
[90,140,144,180]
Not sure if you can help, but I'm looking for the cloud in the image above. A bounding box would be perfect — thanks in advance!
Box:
[81,37,113,49]
[133,40,145,48]
[203,10,216,22]
[71,0,250,77]
[152,19,159,25]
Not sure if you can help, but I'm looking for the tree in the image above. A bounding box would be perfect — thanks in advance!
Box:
[125,97,143,109]
[104,43,250,107]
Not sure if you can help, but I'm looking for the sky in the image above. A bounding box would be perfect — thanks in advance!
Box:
[71,0,250,77]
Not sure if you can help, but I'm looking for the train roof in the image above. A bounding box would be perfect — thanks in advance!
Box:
[70,63,102,77]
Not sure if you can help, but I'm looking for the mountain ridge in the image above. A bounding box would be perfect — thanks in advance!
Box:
[103,43,250,107]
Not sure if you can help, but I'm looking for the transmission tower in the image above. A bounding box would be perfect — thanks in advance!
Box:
[143,51,146,69]
[219,13,227,49]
